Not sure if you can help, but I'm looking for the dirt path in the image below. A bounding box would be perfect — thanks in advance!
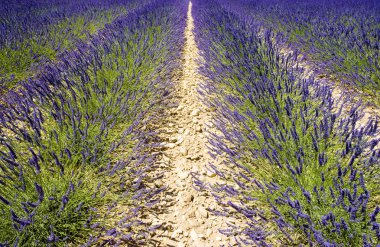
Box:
[145,2,242,246]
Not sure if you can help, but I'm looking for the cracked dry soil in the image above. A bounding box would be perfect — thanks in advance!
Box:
[145,2,243,246]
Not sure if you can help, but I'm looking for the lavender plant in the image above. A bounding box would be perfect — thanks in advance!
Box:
[218,0,380,103]
[193,0,380,245]
[0,0,151,90]
[0,0,186,245]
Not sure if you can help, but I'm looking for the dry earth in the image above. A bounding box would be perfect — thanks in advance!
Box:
[145,2,244,246]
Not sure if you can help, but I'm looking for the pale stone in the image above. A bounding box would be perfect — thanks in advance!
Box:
[178,172,188,179]
[171,228,183,238]
[190,109,200,116]
[190,229,198,240]
[165,143,176,149]
[179,147,188,156]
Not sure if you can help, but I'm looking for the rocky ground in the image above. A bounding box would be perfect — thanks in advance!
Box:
[144,2,244,246]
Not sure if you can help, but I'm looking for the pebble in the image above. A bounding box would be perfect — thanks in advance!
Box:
[165,143,176,149]
[169,137,177,143]
[196,208,208,218]
[188,154,201,160]
[171,228,183,238]
[208,204,216,211]
[183,129,190,136]
[190,230,198,240]
[152,218,161,225]
[177,105,185,111]
[184,194,194,203]
[188,208,196,218]
[178,172,188,179]
[179,147,188,156]
[191,109,200,116]
[162,155,170,162]
[154,181,163,188]
[176,136,184,145]
[206,170,216,177]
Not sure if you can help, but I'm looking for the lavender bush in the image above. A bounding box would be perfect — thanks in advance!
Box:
[218,0,380,102]
[0,0,151,90]
[0,0,186,245]
[193,0,380,245]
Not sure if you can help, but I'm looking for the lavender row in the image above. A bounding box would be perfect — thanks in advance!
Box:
[0,0,186,245]
[0,0,149,89]
[193,0,380,246]
[0,0,135,47]
[217,0,380,103]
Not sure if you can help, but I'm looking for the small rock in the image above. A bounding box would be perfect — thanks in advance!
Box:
[183,129,190,136]
[162,154,170,162]
[184,194,194,203]
[188,208,196,218]
[219,180,227,185]
[197,218,205,225]
[191,109,200,116]
[154,181,163,188]
[179,147,188,156]
[177,105,185,110]
[206,228,212,237]
[188,154,201,160]
[216,236,222,241]
[190,230,198,240]
[165,128,176,134]
[176,136,184,145]
[165,143,176,149]
[178,172,188,179]
[196,208,208,218]
[169,137,177,143]
[206,170,216,177]
[166,195,174,202]
[152,218,161,225]
[171,228,183,238]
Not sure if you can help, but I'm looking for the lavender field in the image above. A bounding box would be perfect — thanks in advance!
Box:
[0,0,379,246]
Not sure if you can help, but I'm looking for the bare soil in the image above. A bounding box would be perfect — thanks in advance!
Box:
[145,2,243,246]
